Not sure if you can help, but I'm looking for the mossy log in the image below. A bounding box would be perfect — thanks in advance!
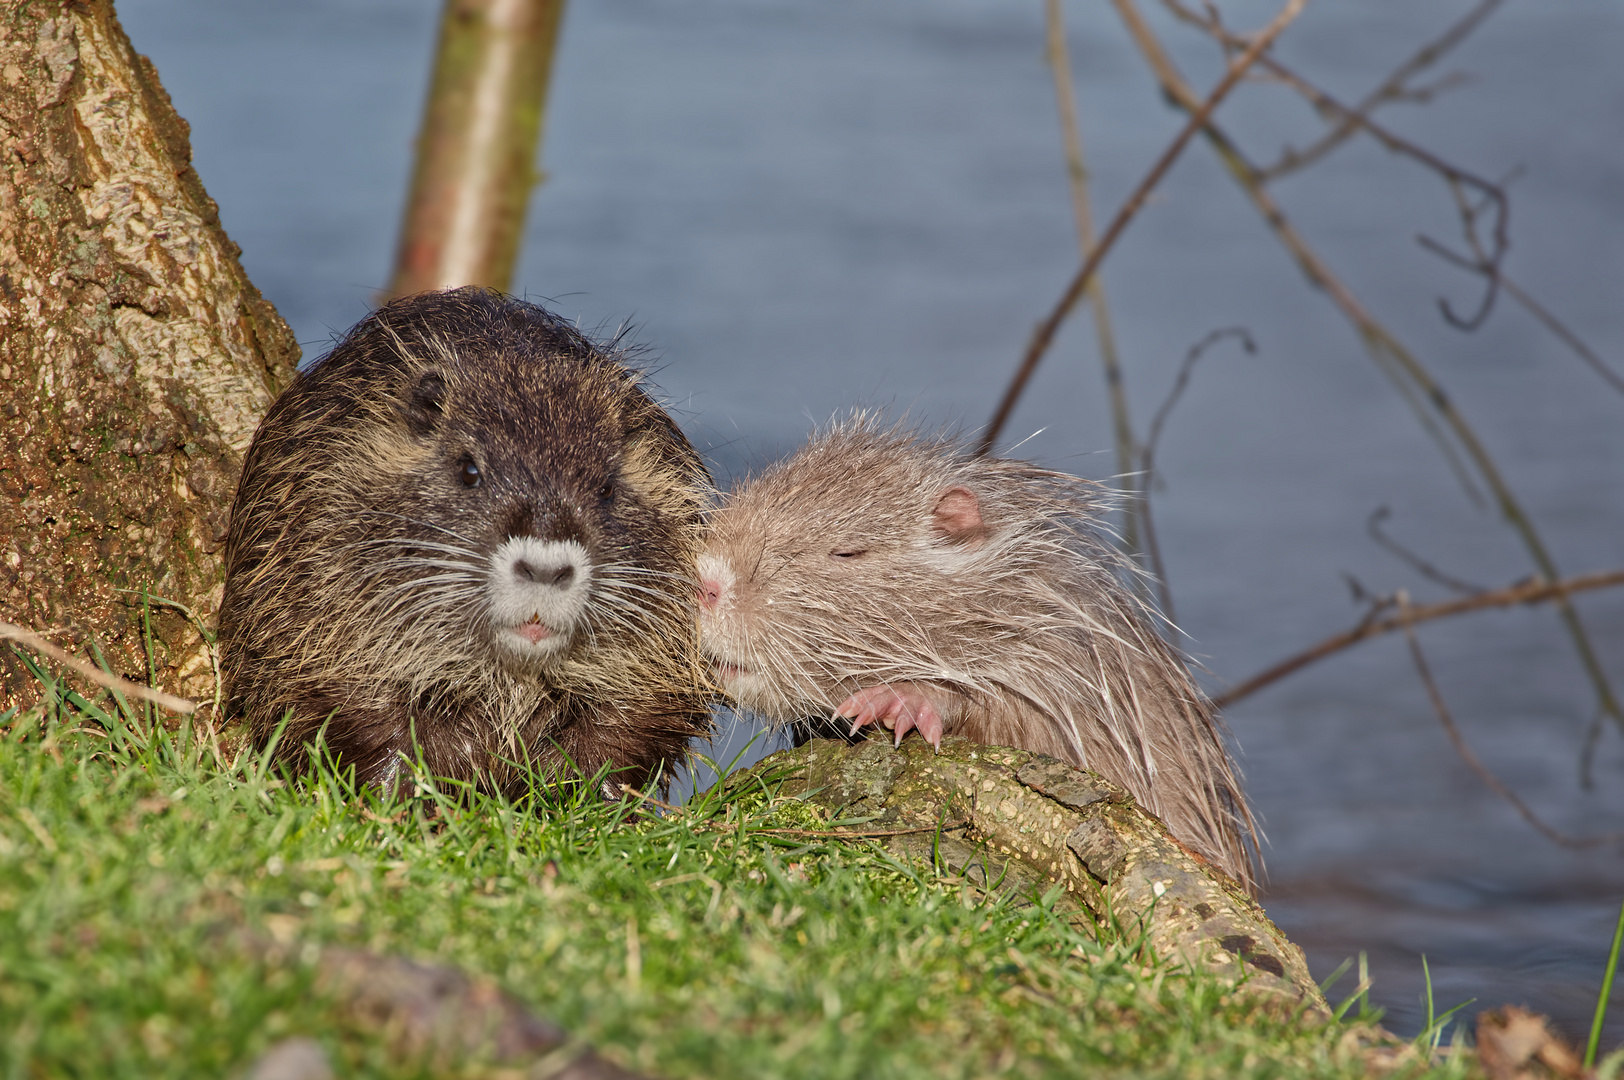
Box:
[739,735,1328,1012]
[0,2,299,711]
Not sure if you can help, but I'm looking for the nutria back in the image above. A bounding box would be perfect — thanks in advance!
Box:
[220,287,712,797]
[698,418,1258,890]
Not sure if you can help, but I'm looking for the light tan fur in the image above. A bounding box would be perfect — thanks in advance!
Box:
[701,417,1259,891]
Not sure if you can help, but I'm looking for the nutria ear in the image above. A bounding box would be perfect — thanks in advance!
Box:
[931,486,988,545]
[402,371,446,436]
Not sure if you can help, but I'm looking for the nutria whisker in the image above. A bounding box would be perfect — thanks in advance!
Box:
[352,510,485,548]
[597,577,690,607]
[362,561,486,581]
[359,536,487,560]
[596,561,697,583]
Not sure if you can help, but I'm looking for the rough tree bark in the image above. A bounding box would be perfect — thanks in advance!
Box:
[739,736,1330,1012]
[0,1,299,713]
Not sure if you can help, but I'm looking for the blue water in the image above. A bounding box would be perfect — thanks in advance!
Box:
[121,0,1624,1044]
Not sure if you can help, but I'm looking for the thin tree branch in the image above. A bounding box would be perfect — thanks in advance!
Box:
[976,0,1308,457]
[1418,235,1624,397]
[1397,591,1624,851]
[1108,0,1624,746]
[1108,0,1485,507]
[1170,0,1510,331]
[1213,570,1624,710]
[1044,0,1140,551]
[1245,0,1503,180]
[1137,328,1256,623]
[2,621,197,715]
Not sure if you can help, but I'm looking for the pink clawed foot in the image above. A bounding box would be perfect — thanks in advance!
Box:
[834,685,944,750]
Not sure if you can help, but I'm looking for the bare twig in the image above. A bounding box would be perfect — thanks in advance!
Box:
[1396,591,1624,851]
[1366,507,1485,596]
[1044,0,1140,555]
[1169,0,1510,331]
[1137,328,1256,622]
[1435,176,1503,330]
[1213,569,1624,710]
[977,0,1308,457]
[1108,0,1624,746]
[1108,0,1483,506]
[1245,0,1503,180]
[1418,235,1624,396]
[2,621,197,715]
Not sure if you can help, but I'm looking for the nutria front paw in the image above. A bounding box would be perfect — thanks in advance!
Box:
[835,684,944,749]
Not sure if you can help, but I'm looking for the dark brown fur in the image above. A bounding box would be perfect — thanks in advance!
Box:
[220,287,712,798]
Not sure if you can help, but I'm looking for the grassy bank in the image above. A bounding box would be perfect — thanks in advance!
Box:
[0,679,1467,1078]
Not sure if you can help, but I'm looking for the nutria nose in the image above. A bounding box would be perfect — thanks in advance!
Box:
[698,578,722,610]
[515,559,575,587]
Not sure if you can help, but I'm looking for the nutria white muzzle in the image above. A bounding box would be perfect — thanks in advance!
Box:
[488,536,593,658]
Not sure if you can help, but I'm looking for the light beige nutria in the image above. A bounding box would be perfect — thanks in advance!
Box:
[219,287,712,799]
[697,417,1258,890]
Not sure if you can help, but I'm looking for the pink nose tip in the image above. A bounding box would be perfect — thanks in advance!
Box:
[698,578,722,610]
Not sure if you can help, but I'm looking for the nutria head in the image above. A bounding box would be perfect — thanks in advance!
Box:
[698,415,1257,890]
[221,287,712,797]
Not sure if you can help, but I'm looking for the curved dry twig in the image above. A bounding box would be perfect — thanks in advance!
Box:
[1213,569,1624,710]
[1,621,197,715]
[1396,591,1624,851]
[977,0,1308,457]
[1136,328,1256,623]
[1418,235,1624,397]
[1366,507,1486,597]
[1107,0,1624,750]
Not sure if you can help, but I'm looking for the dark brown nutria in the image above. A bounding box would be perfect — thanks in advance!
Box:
[697,417,1258,890]
[219,287,712,799]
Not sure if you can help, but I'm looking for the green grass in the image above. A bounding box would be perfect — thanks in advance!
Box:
[0,671,1472,1079]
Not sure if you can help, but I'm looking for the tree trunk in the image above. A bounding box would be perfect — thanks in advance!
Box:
[387,0,568,297]
[0,1,299,713]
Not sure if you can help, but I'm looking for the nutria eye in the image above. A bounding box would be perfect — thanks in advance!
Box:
[598,477,615,501]
[458,459,482,488]
[830,549,865,560]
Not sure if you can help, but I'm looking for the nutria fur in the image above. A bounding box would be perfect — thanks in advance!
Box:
[698,418,1258,890]
[219,287,712,798]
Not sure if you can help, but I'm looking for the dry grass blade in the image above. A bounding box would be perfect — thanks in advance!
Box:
[1,621,197,714]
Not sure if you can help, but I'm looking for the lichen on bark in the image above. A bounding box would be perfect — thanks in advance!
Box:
[739,735,1329,1011]
[0,1,298,712]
